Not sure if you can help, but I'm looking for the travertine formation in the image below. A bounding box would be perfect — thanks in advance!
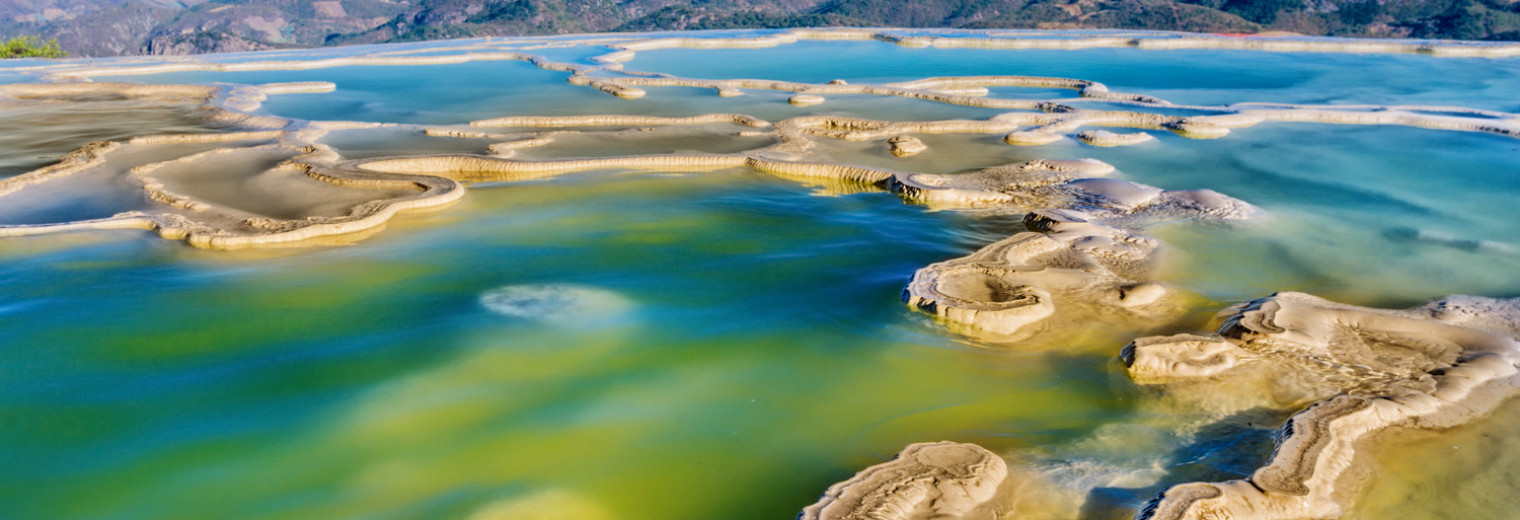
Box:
[808,293,1520,520]
[2,29,1508,330]
[800,442,1009,520]
[0,83,463,249]
[345,150,1258,339]
[4,29,1520,520]
[887,135,926,157]
[894,160,1261,338]
[1125,292,1520,520]
[1076,130,1156,147]
[901,215,1165,339]
[789,94,826,106]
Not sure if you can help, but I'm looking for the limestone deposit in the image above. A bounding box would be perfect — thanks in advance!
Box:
[800,442,1009,520]
[882,157,1260,338]
[788,94,825,106]
[0,83,462,249]
[3,30,1520,520]
[1126,292,1520,520]
[901,226,1168,338]
[1076,130,1155,147]
[887,135,927,157]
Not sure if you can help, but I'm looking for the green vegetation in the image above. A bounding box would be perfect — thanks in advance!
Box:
[614,6,865,32]
[1219,0,1306,24]
[2,36,66,59]
[1409,0,1520,40]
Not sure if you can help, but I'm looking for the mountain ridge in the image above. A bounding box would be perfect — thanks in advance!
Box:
[3,0,1519,57]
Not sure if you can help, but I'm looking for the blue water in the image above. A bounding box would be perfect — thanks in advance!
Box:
[631,41,1520,111]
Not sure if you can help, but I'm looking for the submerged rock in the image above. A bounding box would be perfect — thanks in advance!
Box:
[479,284,633,326]
[888,159,1117,210]
[1384,226,1520,256]
[467,489,611,520]
[816,292,1520,520]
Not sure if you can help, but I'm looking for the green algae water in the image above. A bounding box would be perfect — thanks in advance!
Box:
[2,29,1519,520]
[0,174,1135,520]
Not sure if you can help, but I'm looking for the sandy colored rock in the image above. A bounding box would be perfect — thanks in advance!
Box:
[888,159,1115,210]
[902,221,1168,339]
[486,136,555,157]
[887,135,927,157]
[1076,130,1155,147]
[471,114,770,129]
[789,94,826,106]
[886,159,1261,225]
[1127,292,1520,520]
[0,82,217,102]
[423,127,496,139]
[800,442,1008,520]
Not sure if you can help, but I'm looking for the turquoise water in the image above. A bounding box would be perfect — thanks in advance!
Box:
[632,41,1520,110]
[95,63,1002,125]
[2,30,1519,520]
[1087,124,1520,305]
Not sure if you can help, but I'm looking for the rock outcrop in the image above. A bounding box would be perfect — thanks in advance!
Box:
[894,159,1260,338]
[1127,292,1520,520]
[800,442,1009,520]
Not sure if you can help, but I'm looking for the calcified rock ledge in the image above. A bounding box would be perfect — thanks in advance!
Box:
[347,150,1262,338]
[894,159,1261,338]
[1127,292,1520,520]
[811,293,1520,520]
[587,28,1520,61]
[887,135,926,157]
[3,28,1520,520]
[0,83,462,249]
[800,442,1009,520]
[1,24,1513,427]
[9,30,1520,145]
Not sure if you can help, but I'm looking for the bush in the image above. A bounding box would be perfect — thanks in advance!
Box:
[3,36,67,59]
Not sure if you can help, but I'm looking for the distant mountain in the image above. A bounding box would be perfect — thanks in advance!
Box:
[0,0,417,56]
[3,0,1519,57]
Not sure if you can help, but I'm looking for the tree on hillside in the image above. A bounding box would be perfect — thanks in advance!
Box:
[3,36,67,58]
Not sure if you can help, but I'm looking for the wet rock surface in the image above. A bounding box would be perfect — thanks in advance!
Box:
[1128,292,1520,520]
[801,442,1009,520]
